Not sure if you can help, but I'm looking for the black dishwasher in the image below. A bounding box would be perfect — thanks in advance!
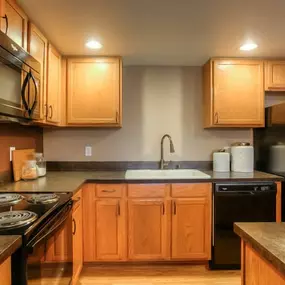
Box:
[210,182,276,270]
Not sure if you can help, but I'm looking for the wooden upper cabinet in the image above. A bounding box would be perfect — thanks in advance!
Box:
[203,59,264,128]
[265,61,285,91]
[28,23,48,121]
[128,198,169,261]
[72,190,83,285]
[268,103,285,125]
[67,57,122,126]
[95,199,126,261]
[1,0,28,49]
[46,44,61,124]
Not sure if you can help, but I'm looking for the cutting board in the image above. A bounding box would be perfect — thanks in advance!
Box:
[12,149,35,182]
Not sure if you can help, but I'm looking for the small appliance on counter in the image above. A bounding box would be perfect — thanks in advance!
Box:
[231,142,254,172]
[269,142,285,173]
[213,149,230,172]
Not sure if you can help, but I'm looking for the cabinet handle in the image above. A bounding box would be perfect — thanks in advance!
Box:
[49,105,53,119]
[102,189,116,193]
[116,111,119,123]
[173,201,176,215]
[2,14,8,34]
[72,218,76,235]
[214,112,219,124]
[117,201,121,216]
[162,202,165,215]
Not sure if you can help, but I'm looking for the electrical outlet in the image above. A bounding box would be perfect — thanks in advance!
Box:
[85,145,92,157]
[10,146,16,161]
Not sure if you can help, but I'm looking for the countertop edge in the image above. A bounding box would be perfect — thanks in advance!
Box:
[234,223,285,277]
[0,236,21,265]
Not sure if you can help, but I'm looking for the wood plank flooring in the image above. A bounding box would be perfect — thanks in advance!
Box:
[78,265,241,285]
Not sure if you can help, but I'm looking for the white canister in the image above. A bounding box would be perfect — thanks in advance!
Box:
[213,151,230,172]
[269,143,285,173]
[231,143,254,173]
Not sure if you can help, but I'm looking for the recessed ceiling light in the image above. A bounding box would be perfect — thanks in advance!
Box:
[85,40,103,49]
[240,42,258,51]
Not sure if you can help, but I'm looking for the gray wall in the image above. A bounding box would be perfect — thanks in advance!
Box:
[43,66,251,161]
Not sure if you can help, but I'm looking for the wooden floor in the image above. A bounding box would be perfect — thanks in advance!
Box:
[78,265,241,285]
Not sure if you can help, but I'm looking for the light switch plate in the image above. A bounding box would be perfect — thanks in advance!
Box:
[85,145,92,157]
[10,146,16,161]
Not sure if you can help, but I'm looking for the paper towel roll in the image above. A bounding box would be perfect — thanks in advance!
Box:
[213,152,230,172]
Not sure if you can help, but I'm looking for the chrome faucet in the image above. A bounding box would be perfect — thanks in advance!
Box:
[160,134,175,169]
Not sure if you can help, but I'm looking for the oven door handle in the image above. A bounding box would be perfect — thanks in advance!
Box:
[26,201,73,250]
[28,71,38,117]
[215,190,277,196]
[21,71,30,112]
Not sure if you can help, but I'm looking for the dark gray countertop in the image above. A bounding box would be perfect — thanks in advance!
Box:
[0,235,21,264]
[0,170,282,194]
[234,223,285,276]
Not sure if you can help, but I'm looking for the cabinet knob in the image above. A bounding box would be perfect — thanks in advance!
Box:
[173,201,177,215]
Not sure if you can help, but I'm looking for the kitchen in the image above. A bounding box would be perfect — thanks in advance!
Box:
[1,0,285,284]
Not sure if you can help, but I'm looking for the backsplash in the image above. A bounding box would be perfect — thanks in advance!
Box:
[0,124,43,182]
[44,66,252,162]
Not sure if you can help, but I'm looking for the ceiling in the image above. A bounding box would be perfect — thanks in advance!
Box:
[18,0,285,66]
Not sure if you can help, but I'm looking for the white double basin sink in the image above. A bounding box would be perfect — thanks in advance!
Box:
[125,169,211,180]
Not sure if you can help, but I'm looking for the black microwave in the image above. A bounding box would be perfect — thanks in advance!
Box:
[0,30,41,120]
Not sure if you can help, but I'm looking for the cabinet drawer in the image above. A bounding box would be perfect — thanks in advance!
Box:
[73,189,82,211]
[128,184,167,198]
[171,184,211,198]
[96,184,124,197]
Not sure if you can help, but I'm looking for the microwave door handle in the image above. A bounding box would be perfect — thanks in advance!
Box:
[28,71,38,116]
[21,72,30,112]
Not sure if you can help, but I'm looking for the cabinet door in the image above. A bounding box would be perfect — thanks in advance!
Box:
[213,59,264,126]
[0,257,11,285]
[95,199,126,260]
[67,57,122,126]
[46,44,61,124]
[269,103,285,125]
[172,197,211,260]
[128,199,169,260]
[45,220,72,262]
[28,23,47,121]
[265,61,285,91]
[1,0,27,49]
[72,198,83,285]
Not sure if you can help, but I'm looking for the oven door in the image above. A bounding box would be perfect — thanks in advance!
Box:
[25,201,73,285]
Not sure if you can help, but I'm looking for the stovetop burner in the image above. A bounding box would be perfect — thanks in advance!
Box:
[0,194,23,206]
[0,210,38,229]
[26,194,60,204]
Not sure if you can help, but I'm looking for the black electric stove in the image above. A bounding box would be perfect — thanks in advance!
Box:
[0,192,74,285]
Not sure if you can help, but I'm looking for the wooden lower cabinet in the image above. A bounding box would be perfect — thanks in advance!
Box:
[45,221,72,262]
[82,183,211,263]
[0,257,11,285]
[243,242,285,285]
[95,199,126,261]
[128,199,169,260]
[72,190,83,285]
[172,197,211,260]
